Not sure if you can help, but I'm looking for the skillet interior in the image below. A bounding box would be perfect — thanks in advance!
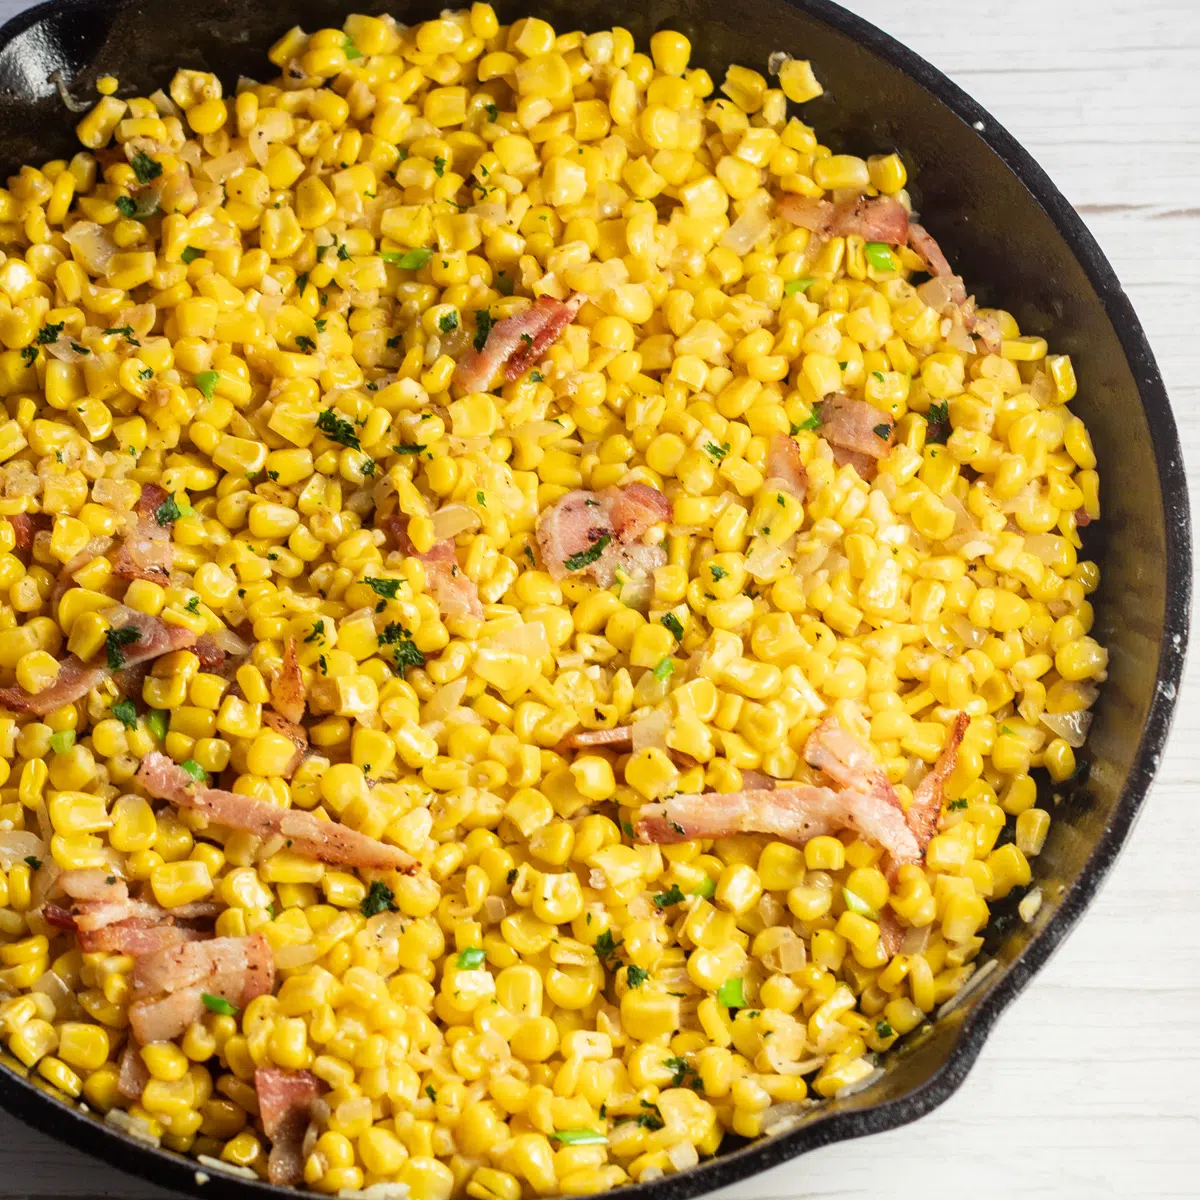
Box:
[0,0,1187,1196]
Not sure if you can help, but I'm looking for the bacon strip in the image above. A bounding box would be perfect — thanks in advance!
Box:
[137,751,417,872]
[454,294,584,393]
[129,934,275,1043]
[112,482,173,583]
[817,393,896,481]
[0,606,196,715]
[766,434,808,503]
[79,922,207,956]
[635,783,922,863]
[536,483,670,586]
[270,636,306,724]
[257,1067,321,1187]
[903,712,970,852]
[778,193,910,243]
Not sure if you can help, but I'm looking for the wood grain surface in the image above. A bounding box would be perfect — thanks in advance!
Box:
[0,0,1195,1195]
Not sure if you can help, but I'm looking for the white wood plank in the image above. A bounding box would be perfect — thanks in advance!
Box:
[0,0,1193,1197]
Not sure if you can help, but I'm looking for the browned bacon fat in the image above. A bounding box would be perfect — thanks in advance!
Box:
[454,294,584,393]
[256,1067,322,1186]
[536,482,671,586]
[0,606,196,715]
[778,193,910,243]
[137,751,417,872]
[817,393,896,481]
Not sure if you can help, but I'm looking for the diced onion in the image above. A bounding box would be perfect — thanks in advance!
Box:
[631,709,669,752]
[64,221,119,273]
[0,830,45,869]
[1019,886,1043,923]
[917,275,958,312]
[1038,709,1093,748]
[274,944,321,969]
[834,1065,885,1099]
[430,503,481,542]
[666,1142,699,1172]
[720,195,771,256]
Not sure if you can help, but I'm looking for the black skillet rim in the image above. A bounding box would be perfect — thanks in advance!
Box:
[0,0,1188,1196]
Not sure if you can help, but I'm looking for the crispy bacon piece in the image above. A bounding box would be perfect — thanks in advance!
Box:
[387,520,484,621]
[635,783,922,863]
[903,712,970,852]
[7,513,51,555]
[908,222,964,302]
[454,294,584,393]
[263,710,308,779]
[804,718,899,813]
[817,393,896,481]
[112,482,173,583]
[79,922,206,956]
[765,434,808,503]
[257,1067,322,1186]
[737,769,779,791]
[42,904,76,930]
[270,636,306,724]
[778,193,910,244]
[194,634,226,673]
[908,223,1001,354]
[0,606,197,715]
[129,934,275,1043]
[878,908,906,959]
[1075,507,1092,528]
[536,483,671,586]
[137,751,417,872]
[560,725,633,751]
[117,1040,151,1101]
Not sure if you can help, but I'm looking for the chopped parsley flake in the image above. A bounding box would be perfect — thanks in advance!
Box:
[180,247,203,264]
[316,408,360,449]
[653,884,686,908]
[948,797,968,811]
[36,322,63,345]
[103,324,140,346]
[925,400,952,444]
[295,334,316,353]
[115,195,137,218]
[111,699,137,729]
[200,993,238,1016]
[392,443,425,455]
[304,621,325,644]
[873,422,893,439]
[23,856,40,870]
[105,625,141,670]
[155,495,183,526]
[365,577,402,599]
[792,409,822,433]
[876,1019,895,1038]
[473,309,494,351]
[19,346,36,366]
[180,760,207,783]
[661,612,684,641]
[360,881,397,916]
[485,102,499,121]
[703,441,730,460]
[433,156,446,177]
[131,151,162,184]
[456,947,486,969]
[563,534,611,572]
[626,965,649,988]
[594,929,622,966]
[438,311,458,333]
[784,276,814,295]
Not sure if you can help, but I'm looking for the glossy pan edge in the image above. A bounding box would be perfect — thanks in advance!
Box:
[0,0,1187,1196]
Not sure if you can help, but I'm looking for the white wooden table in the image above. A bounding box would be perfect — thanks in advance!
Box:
[0,0,1196,1195]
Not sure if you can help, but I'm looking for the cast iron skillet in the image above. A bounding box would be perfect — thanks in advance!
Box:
[0,0,1187,1195]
